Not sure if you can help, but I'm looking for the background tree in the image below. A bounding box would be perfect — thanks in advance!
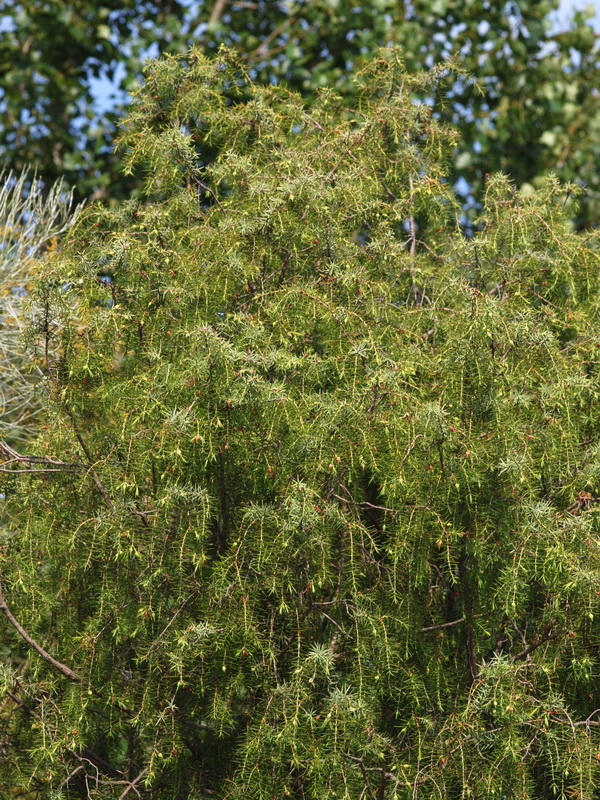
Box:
[1,49,599,799]
[1,1,599,225]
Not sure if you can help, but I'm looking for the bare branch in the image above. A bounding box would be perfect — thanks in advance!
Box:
[0,440,85,474]
[116,767,149,799]
[245,17,294,58]
[318,610,345,636]
[209,0,228,24]
[343,754,399,799]
[331,493,398,515]
[0,582,82,682]
[420,617,465,633]
[6,690,40,719]
[407,174,416,258]
[0,170,83,443]
[59,765,86,791]
[304,114,325,133]
[512,623,560,662]
[66,747,124,780]
[194,176,225,213]
[343,753,377,800]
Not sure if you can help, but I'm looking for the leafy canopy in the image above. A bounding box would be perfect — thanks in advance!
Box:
[1,49,600,799]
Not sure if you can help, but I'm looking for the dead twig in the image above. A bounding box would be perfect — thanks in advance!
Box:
[304,114,325,133]
[407,173,423,306]
[407,174,416,259]
[245,16,294,57]
[331,493,398,515]
[66,747,124,780]
[566,491,597,515]
[59,765,86,791]
[343,753,399,800]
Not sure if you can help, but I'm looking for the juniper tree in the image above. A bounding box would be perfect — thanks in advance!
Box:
[1,50,600,799]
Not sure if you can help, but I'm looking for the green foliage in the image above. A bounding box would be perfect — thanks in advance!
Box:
[1,50,600,799]
[1,1,599,226]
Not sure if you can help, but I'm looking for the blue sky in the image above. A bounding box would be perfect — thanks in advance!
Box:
[557,0,600,28]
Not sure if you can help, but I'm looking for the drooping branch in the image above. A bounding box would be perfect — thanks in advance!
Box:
[0,582,81,682]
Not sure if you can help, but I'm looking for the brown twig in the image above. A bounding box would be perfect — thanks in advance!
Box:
[512,623,560,662]
[117,767,149,799]
[0,467,81,474]
[318,610,345,636]
[0,440,85,474]
[141,592,196,659]
[566,491,597,515]
[6,689,40,719]
[343,753,399,799]
[331,492,398,515]
[209,0,228,24]
[304,114,325,132]
[420,617,465,633]
[59,765,86,791]
[343,753,377,800]
[195,177,225,213]
[66,747,124,779]
[0,582,81,682]
[407,174,416,258]
[380,177,398,201]
[73,429,115,509]
[245,16,293,57]
[406,173,423,306]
